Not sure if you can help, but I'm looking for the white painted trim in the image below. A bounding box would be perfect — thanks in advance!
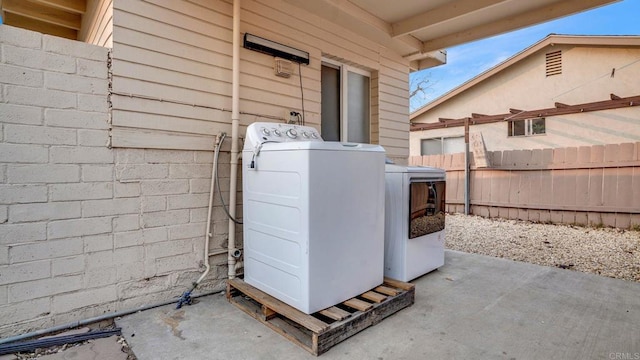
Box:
[322,57,341,69]
[345,64,371,77]
[341,65,348,142]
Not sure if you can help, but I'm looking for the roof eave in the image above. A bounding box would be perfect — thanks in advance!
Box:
[408,50,448,72]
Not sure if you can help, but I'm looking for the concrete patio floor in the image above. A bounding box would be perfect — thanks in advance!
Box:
[116,250,640,359]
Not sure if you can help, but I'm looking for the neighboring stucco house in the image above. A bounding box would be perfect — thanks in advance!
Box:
[0,0,618,337]
[410,35,640,155]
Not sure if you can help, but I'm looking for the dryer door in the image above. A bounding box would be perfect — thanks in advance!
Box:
[409,180,446,239]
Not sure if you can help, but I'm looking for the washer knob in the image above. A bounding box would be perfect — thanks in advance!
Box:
[302,131,310,138]
[311,132,318,139]
[261,128,270,136]
[272,129,281,136]
[286,129,298,139]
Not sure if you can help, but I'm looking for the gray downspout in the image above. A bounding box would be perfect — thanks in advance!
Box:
[464,117,470,215]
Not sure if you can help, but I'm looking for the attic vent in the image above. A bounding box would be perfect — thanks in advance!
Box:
[546,50,562,77]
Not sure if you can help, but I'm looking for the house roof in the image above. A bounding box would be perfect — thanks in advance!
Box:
[1,0,618,70]
[411,34,640,120]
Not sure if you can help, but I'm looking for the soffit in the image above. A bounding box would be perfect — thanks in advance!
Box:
[284,0,619,70]
[0,0,620,70]
[0,0,86,40]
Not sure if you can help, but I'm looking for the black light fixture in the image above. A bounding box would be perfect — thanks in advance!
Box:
[243,33,309,65]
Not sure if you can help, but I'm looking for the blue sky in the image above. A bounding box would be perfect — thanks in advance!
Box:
[410,0,640,112]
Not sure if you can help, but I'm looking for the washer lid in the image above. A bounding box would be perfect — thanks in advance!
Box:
[385,164,445,175]
[256,141,385,153]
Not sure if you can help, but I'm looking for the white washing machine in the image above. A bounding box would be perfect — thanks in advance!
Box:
[384,164,446,282]
[242,122,386,314]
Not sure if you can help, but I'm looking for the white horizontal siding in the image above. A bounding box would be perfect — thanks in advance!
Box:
[80,0,113,47]
[380,119,410,132]
[379,58,410,157]
[111,0,411,157]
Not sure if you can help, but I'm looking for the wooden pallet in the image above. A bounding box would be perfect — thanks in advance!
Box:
[226,278,415,356]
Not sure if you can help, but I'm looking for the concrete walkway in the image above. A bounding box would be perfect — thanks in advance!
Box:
[116,251,640,359]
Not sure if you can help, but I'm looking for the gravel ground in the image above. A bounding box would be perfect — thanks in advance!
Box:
[445,214,640,282]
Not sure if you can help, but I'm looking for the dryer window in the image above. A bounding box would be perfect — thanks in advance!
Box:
[409,181,446,239]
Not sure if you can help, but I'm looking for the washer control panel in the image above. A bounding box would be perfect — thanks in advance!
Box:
[245,122,322,149]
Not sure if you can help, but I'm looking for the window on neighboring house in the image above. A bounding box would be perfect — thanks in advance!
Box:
[508,118,546,137]
[321,60,371,143]
[546,50,562,76]
[420,136,465,155]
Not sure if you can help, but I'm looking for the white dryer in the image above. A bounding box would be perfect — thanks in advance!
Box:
[384,164,446,282]
[242,122,385,314]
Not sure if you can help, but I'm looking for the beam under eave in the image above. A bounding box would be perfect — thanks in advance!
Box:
[421,0,617,52]
[411,94,640,131]
[392,0,509,38]
[405,49,445,62]
[396,34,425,53]
[283,0,392,35]
[3,0,81,30]
[2,12,77,39]
[408,49,447,71]
[282,0,424,57]
[31,0,86,14]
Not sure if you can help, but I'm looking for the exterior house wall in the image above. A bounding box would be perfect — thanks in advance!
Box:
[109,0,410,162]
[0,26,230,337]
[410,45,640,154]
[412,106,640,153]
[79,0,114,47]
[0,0,413,337]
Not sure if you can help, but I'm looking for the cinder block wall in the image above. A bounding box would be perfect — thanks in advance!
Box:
[0,26,231,336]
[410,143,640,228]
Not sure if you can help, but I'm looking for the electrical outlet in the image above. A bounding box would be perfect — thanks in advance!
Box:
[284,110,300,124]
[284,109,293,124]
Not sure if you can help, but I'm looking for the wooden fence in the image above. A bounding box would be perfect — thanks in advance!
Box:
[409,142,640,229]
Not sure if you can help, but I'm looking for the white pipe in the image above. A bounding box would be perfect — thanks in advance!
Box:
[208,248,229,257]
[196,133,222,285]
[228,0,241,279]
